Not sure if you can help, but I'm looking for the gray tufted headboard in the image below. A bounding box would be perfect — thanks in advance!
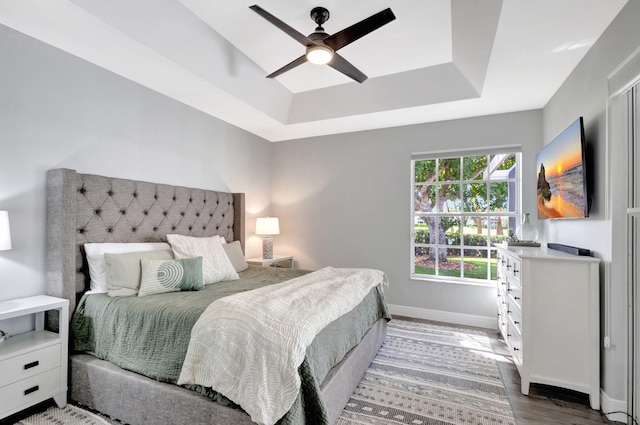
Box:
[45,169,245,317]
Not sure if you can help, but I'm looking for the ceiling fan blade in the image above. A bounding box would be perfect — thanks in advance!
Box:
[324,8,396,52]
[250,5,315,47]
[266,55,308,79]
[328,53,367,83]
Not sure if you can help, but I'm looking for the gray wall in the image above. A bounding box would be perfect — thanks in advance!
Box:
[542,0,640,406]
[0,25,272,302]
[271,110,542,322]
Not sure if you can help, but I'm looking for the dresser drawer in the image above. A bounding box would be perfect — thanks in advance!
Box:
[507,283,522,310]
[507,318,523,365]
[505,256,521,280]
[507,302,522,334]
[0,368,61,416]
[0,344,61,387]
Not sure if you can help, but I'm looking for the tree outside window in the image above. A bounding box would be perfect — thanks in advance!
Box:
[412,152,519,282]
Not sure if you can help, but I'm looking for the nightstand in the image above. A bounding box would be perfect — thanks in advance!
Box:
[246,255,294,269]
[0,295,69,419]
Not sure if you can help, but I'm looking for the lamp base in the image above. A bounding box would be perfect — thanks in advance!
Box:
[262,236,274,259]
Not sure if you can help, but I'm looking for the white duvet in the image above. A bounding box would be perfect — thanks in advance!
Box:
[177,266,387,425]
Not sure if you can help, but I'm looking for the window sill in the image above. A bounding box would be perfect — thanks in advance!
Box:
[410,274,496,288]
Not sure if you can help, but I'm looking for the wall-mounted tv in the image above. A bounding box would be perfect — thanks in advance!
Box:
[536,117,589,219]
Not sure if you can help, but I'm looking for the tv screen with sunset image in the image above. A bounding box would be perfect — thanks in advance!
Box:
[536,117,588,219]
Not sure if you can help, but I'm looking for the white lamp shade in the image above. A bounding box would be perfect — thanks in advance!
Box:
[0,211,11,251]
[255,217,280,236]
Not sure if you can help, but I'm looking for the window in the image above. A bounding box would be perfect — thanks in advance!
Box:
[411,150,520,283]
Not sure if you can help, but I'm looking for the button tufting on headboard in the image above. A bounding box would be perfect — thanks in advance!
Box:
[45,168,245,317]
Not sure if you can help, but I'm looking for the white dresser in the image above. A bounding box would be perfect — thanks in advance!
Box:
[496,244,600,409]
[0,295,69,419]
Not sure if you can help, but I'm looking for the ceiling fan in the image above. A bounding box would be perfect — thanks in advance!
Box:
[249,5,396,83]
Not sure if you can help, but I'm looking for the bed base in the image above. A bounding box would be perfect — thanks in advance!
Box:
[71,319,386,425]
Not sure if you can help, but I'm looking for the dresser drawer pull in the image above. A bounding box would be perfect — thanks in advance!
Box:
[514,296,520,300]
[506,264,512,270]
[24,385,39,395]
[513,347,520,352]
[514,320,520,325]
[24,361,40,370]
[513,269,520,275]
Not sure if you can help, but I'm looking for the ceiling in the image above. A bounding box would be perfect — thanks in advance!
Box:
[0,0,628,142]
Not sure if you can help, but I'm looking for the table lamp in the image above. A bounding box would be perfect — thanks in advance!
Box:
[255,217,279,259]
[0,210,11,251]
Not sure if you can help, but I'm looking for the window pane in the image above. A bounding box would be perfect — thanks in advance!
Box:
[414,184,436,212]
[413,224,429,244]
[445,218,461,246]
[461,252,490,280]
[463,155,487,180]
[438,157,460,182]
[440,248,461,278]
[463,183,487,212]
[489,181,510,212]
[414,247,435,275]
[439,183,461,212]
[496,154,516,170]
[462,223,488,247]
[491,216,512,243]
[489,249,498,280]
[414,159,436,183]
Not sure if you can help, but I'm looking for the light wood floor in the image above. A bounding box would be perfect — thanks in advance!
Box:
[396,315,616,425]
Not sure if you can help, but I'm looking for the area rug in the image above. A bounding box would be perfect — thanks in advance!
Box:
[15,404,111,425]
[337,319,516,425]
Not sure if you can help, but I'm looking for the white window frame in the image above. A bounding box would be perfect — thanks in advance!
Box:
[410,148,522,285]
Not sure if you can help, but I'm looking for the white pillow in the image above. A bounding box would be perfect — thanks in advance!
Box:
[167,235,239,284]
[84,242,172,293]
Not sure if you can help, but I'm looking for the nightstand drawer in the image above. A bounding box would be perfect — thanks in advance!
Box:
[0,344,60,387]
[0,368,61,416]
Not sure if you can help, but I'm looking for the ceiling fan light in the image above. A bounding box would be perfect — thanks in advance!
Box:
[306,45,333,65]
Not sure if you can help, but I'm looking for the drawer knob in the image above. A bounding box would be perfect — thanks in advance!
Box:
[507,310,512,314]
[506,264,512,270]
[514,320,520,325]
[24,385,39,395]
[513,347,520,351]
[514,269,520,275]
[24,361,39,370]
[514,296,520,301]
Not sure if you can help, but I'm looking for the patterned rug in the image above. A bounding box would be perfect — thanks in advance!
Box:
[16,404,111,425]
[337,319,516,425]
[16,320,514,425]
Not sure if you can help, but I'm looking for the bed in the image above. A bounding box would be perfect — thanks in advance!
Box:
[44,168,389,425]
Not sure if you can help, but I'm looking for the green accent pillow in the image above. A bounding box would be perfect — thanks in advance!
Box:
[138,257,204,297]
[105,249,174,297]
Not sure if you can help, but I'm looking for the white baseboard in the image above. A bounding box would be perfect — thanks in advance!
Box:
[601,390,629,423]
[388,304,497,330]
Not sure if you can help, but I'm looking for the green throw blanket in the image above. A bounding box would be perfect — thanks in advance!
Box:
[71,266,390,425]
